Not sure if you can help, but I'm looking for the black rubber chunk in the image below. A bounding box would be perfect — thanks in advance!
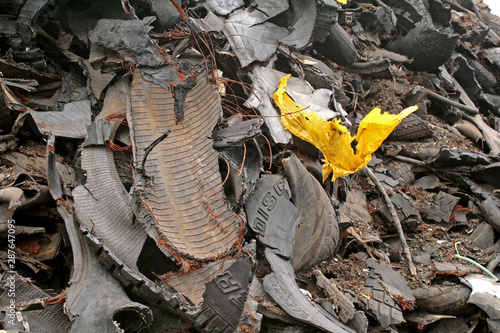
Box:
[244,175,301,258]
[196,257,253,333]
[361,274,405,328]
[469,222,496,249]
[469,58,497,93]
[0,272,72,333]
[424,191,459,223]
[378,192,421,231]
[282,153,339,272]
[212,119,264,150]
[367,258,415,304]
[481,11,500,37]
[346,311,368,333]
[380,0,430,30]
[480,200,500,233]
[386,23,459,71]
[314,22,357,66]
[470,162,500,189]
[80,225,197,322]
[213,119,264,207]
[451,55,482,104]
[219,138,263,208]
[387,113,433,141]
[22,100,91,139]
[57,205,153,333]
[386,160,415,185]
[412,285,473,316]
[263,249,355,333]
[312,0,342,44]
[463,274,500,320]
[428,0,452,26]
[430,318,469,333]
[424,146,498,168]
[73,146,148,272]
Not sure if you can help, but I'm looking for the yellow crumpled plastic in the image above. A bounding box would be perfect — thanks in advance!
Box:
[336,0,347,4]
[273,75,418,181]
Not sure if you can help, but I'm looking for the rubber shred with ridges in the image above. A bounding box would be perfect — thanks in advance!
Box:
[273,75,417,181]
[129,72,240,261]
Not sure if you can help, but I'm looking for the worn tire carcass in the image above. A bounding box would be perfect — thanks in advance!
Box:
[386,23,459,71]
[282,153,340,272]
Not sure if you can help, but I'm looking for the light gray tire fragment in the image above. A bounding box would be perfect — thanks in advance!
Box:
[263,249,355,333]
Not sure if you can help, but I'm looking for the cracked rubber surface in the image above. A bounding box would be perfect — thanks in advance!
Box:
[386,23,459,71]
[129,72,240,261]
[283,153,339,272]
[263,249,355,333]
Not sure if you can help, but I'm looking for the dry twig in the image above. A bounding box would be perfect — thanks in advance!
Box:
[365,167,417,275]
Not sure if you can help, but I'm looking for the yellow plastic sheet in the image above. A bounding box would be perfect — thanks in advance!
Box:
[273,75,418,181]
[336,0,347,4]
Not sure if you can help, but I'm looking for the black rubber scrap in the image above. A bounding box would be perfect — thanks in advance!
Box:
[282,153,339,272]
[172,72,197,124]
[367,258,415,305]
[386,23,459,71]
[377,192,421,231]
[488,318,500,333]
[314,22,358,66]
[412,285,473,316]
[361,274,405,328]
[470,162,500,189]
[0,272,72,333]
[263,249,355,333]
[469,222,496,249]
[244,175,301,258]
[387,113,433,141]
[58,205,154,333]
[480,200,500,233]
[196,257,253,332]
[424,191,459,223]
[386,160,415,185]
[212,118,264,150]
